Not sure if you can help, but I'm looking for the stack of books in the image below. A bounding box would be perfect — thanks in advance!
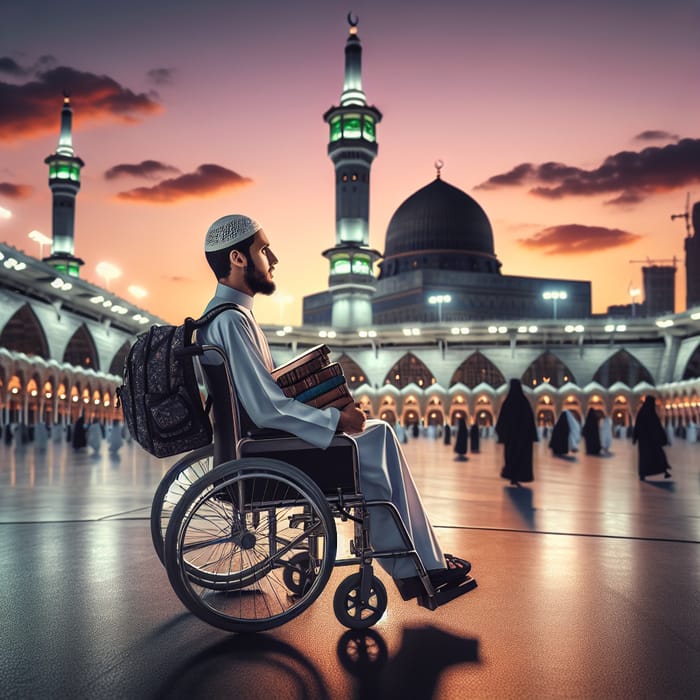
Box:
[271,344,354,410]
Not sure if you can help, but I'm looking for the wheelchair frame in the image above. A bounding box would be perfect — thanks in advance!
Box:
[156,343,448,632]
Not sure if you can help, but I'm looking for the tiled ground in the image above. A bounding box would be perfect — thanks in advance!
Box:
[1,432,699,699]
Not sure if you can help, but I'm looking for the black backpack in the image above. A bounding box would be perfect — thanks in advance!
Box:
[117,303,241,458]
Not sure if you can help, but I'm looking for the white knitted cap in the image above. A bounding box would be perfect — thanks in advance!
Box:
[204,214,262,252]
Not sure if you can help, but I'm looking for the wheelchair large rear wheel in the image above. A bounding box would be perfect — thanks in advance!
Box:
[164,457,337,633]
[150,444,214,565]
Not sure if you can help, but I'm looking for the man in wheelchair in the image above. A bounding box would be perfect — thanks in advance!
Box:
[199,214,474,603]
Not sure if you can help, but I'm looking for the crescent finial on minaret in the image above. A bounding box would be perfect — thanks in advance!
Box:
[435,159,444,179]
[347,12,358,33]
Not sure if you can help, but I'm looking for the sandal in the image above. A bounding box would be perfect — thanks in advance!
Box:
[394,554,472,601]
[428,554,471,586]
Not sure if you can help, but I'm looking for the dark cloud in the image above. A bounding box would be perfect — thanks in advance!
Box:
[518,224,643,255]
[147,68,175,86]
[104,160,181,180]
[478,163,535,187]
[115,164,252,203]
[634,130,679,142]
[0,65,162,143]
[0,182,33,199]
[0,57,26,76]
[476,138,700,205]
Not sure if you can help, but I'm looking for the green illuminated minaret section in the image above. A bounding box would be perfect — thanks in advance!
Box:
[322,14,382,330]
[44,94,85,277]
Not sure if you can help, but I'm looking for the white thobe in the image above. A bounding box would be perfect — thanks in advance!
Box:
[200,284,445,578]
[599,416,613,452]
[565,411,582,452]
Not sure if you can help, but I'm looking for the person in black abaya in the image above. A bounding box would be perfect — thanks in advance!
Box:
[454,417,468,461]
[469,422,480,453]
[72,414,87,450]
[549,411,570,456]
[581,408,602,455]
[495,379,538,485]
[443,423,451,446]
[633,395,672,481]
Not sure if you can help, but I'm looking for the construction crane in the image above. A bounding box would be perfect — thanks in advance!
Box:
[629,257,678,267]
[671,192,692,237]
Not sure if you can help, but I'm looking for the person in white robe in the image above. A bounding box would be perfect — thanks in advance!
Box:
[51,423,64,443]
[108,421,124,452]
[198,215,472,598]
[565,411,582,452]
[86,419,102,453]
[33,422,49,450]
[599,415,613,455]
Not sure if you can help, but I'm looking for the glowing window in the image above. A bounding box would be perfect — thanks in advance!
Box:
[352,256,371,275]
[331,257,351,275]
[363,115,375,141]
[343,115,361,138]
[330,116,342,142]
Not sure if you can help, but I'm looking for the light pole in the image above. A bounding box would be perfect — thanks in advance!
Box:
[276,293,293,323]
[428,293,452,323]
[96,261,122,290]
[28,230,52,258]
[542,290,567,320]
[128,285,148,300]
[629,286,640,317]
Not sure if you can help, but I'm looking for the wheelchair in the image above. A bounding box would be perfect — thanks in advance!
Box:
[153,344,475,633]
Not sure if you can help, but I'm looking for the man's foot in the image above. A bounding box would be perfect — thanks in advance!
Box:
[395,554,472,601]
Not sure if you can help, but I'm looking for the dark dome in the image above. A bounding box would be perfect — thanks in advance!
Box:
[379,177,499,278]
[384,178,495,257]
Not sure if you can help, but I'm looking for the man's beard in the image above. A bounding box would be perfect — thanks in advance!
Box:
[244,261,276,295]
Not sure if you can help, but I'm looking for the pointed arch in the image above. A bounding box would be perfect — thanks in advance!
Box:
[521,352,575,389]
[593,349,655,387]
[63,325,99,371]
[383,353,435,390]
[450,351,505,389]
[0,304,49,359]
[682,344,700,380]
[336,354,369,390]
[108,341,131,376]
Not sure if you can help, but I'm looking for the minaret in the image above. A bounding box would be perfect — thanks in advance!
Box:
[321,14,382,330]
[43,93,85,277]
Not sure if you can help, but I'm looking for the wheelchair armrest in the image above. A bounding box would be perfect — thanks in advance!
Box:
[245,427,295,440]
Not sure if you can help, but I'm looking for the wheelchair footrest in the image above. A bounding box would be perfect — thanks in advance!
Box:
[418,575,478,610]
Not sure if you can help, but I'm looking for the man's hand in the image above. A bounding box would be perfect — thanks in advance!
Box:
[337,403,366,434]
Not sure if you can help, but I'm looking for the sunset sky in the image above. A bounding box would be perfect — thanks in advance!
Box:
[2,0,700,325]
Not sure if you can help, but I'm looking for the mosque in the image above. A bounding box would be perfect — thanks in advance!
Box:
[1,20,699,435]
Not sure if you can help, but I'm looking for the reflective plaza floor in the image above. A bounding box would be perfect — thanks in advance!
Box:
[1,431,699,699]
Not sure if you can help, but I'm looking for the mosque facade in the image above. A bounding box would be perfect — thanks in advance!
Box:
[1,20,699,436]
[295,17,700,431]
[0,97,164,430]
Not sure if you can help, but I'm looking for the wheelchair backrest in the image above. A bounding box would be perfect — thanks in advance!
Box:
[196,345,244,466]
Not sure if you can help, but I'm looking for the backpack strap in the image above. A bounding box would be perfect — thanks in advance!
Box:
[182,302,245,347]
[192,302,246,329]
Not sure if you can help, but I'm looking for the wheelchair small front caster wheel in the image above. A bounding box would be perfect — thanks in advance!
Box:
[333,572,387,629]
[283,552,316,595]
